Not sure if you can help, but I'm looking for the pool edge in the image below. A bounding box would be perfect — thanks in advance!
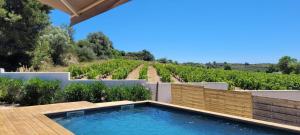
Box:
[44,100,300,134]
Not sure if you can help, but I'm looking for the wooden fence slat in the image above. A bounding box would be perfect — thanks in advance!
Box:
[253,96,300,126]
[171,84,253,118]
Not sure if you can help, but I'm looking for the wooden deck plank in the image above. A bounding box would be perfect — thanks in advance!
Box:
[5,108,39,135]
[35,114,73,135]
[19,108,57,135]
[0,111,15,135]
[0,101,97,135]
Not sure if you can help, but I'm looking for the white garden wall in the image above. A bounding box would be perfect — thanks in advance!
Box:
[0,72,71,87]
[0,72,147,88]
[239,90,300,101]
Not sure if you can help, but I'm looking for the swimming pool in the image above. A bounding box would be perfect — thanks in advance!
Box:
[47,102,299,135]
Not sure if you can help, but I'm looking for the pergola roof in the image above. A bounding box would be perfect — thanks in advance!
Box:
[39,0,129,25]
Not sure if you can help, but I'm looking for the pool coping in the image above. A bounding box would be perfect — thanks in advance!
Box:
[44,100,300,134]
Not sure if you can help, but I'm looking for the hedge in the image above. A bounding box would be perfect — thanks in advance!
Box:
[0,77,151,106]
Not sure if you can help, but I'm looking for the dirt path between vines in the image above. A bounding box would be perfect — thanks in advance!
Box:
[171,76,181,83]
[126,64,144,80]
[148,66,161,83]
[103,75,113,80]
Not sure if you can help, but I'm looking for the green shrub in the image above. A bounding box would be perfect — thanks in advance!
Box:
[107,85,151,101]
[88,82,108,103]
[63,83,90,102]
[130,85,151,101]
[63,82,109,102]
[0,77,23,104]
[53,90,65,103]
[19,78,61,106]
[76,46,97,62]
[68,65,83,77]
[107,87,130,101]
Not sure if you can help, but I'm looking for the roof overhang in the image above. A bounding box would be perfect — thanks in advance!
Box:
[39,0,129,25]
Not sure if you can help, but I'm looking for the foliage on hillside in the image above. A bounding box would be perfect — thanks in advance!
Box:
[139,64,149,80]
[32,26,78,70]
[111,60,141,79]
[204,62,271,72]
[166,64,300,90]
[0,1,154,71]
[124,50,155,61]
[154,63,171,82]
[68,59,142,79]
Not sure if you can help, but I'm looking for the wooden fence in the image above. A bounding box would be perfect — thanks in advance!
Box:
[171,84,253,118]
[253,96,300,126]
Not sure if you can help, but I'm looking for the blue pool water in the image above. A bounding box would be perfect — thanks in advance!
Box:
[50,105,297,135]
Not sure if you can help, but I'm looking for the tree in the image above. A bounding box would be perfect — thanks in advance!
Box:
[293,63,300,74]
[140,50,155,61]
[213,61,217,67]
[32,26,78,69]
[87,32,114,58]
[76,46,97,62]
[224,64,232,70]
[75,40,96,62]
[157,58,168,64]
[31,36,53,70]
[124,50,155,61]
[40,26,77,65]
[278,56,297,74]
[61,24,75,44]
[266,65,278,73]
[0,0,51,70]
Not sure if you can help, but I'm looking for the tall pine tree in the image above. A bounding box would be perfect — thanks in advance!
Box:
[0,0,51,70]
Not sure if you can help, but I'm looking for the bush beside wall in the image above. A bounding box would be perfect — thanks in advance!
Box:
[0,78,23,104]
[0,77,151,106]
[107,85,151,101]
[19,78,61,106]
[63,82,109,103]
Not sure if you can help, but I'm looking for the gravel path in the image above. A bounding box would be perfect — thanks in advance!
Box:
[126,64,144,80]
[148,66,161,83]
[171,76,181,83]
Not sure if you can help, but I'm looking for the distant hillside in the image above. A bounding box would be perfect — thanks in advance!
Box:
[229,63,272,72]
[180,62,273,72]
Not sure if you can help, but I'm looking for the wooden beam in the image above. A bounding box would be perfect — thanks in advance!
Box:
[59,0,79,16]
[78,0,106,14]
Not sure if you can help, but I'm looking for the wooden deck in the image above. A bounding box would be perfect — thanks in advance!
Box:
[0,101,133,135]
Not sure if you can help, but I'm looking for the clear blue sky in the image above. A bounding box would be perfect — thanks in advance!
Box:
[50,0,300,64]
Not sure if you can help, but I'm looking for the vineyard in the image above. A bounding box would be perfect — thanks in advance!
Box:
[68,59,141,79]
[138,63,149,80]
[68,59,300,90]
[158,63,300,90]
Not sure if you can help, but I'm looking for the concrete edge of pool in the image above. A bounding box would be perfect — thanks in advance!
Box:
[44,100,300,134]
